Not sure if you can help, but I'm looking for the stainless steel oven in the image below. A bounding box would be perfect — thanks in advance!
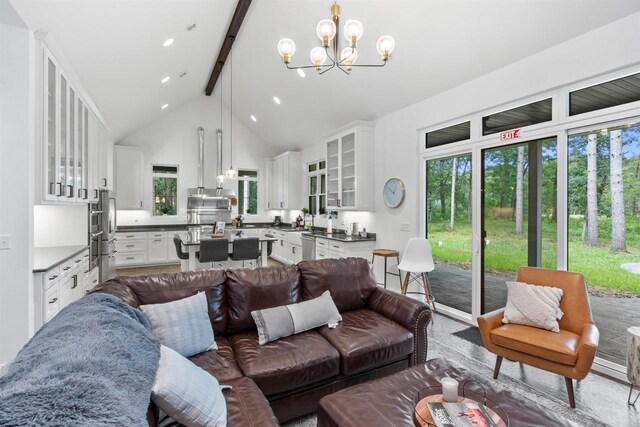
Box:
[88,203,102,270]
[99,190,117,283]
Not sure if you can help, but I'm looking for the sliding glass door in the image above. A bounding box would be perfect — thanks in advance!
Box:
[481,138,558,313]
[568,121,640,367]
[425,153,473,315]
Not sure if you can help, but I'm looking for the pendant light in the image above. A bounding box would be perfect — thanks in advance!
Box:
[216,70,226,186]
[225,49,238,180]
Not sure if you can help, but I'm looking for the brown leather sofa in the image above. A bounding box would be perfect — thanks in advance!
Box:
[477,266,599,408]
[94,258,432,425]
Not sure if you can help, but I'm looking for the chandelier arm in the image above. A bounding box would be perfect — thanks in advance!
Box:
[347,61,388,68]
[285,63,324,70]
[318,61,336,75]
[336,64,351,75]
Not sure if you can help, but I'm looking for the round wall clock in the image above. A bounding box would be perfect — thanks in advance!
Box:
[383,178,406,208]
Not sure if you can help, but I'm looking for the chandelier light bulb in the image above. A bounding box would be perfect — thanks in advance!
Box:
[225,167,238,180]
[316,19,336,47]
[376,35,395,60]
[310,47,328,69]
[343,19,363,47]
[217,174,226,186]
[340,47,358,68]
[277,38,296,63]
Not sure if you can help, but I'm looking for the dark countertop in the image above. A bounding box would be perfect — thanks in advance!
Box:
[301,231,376,242]
[33,245,89,273]
[117,223,300,233]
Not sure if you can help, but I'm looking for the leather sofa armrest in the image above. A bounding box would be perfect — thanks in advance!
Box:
[477,308,505,349]
[90,281,141,308]
[367,288,432,365]
[574,323,599,379]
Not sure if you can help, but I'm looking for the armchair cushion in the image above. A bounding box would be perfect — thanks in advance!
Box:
[503,281,564,332]
[490,324,579,366]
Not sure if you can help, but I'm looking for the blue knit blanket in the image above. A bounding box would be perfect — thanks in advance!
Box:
[0,293,160,426]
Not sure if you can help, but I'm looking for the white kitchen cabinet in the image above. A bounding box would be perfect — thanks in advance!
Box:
[100,133,114,191]
[267,152,302,210]
[315,237,375,260]
[148,233,168,264]
[288,243,303,264]
[33,249,95,331]
[115,145,145,210]
[37,44,111,205]
[325,124,374,211]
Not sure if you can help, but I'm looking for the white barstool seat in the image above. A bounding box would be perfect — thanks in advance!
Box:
[397,238,436,312]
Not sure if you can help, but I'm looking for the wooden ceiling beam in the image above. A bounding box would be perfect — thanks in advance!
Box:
[205,0,252,96]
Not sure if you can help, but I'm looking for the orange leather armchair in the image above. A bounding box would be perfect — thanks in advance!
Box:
[477,267,599,408]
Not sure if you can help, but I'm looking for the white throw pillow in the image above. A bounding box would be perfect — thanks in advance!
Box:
[502,281,564,333]
[141,292,217,357]
[152,345,227,427]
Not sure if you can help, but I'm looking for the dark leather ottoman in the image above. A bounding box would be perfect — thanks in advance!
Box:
[317,358,580,427]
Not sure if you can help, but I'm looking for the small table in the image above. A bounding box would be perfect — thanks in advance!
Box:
[176,231,277,271]
[317,359,580,427]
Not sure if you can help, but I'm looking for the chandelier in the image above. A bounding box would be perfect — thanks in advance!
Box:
[276,1,396,75]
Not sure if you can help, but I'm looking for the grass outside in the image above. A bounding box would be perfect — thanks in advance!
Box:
[428,216,640,296]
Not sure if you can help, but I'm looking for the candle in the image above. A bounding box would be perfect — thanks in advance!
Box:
[441,377,459,402]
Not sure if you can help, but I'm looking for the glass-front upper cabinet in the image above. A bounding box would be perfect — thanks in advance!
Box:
[324,125,374,211]
[44,54,59,199]
[340,132,356,208]
[59,74,69,198]
[77,98,84,200]
[326,139,339,208]
[69,87,77,201]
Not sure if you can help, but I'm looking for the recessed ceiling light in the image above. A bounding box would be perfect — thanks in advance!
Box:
[163,38,174,47]
[297,69,306,78]
[161,104,169,109]
[273,96,281,105]
[251,115,257,122]
[161,76,171,83]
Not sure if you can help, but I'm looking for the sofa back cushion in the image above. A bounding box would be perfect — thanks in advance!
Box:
[110,270,227,335]
[298,258,377,312]
[226,265,301,334]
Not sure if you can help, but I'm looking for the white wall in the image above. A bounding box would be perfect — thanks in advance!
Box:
[117,94,278,225]
[33,205,87,247]
[369,12,640,278]
[0,0,34,368]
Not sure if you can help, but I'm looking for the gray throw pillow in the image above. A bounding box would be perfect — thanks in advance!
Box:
[251,290,342,345]
[141,292,217,357]
[152,345,227,427]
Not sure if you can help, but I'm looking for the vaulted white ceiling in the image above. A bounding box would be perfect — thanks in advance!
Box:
[11,0,640,151]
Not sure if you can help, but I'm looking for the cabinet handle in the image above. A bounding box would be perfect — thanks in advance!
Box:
[63,266,71,271]
[332,245,340,249]
[280,240,283,247]
[48,275,58,281]
[126,257,134,260]
[280,202,283,208]
[126,244,134,248]
[102,178,107,187]
[292,246,296,254]
[94,189,98,199]
[71,275,78,289]
[337,199,341,207]
[83,189,88,199]
[154,239,162,242]
[267,202,270,208]
[48,298,58,304]
[66,185,74,198]
[126,235,135,238]
[56,182,63,196]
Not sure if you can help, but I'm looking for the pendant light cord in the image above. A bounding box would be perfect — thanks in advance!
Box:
[230,49,233,168]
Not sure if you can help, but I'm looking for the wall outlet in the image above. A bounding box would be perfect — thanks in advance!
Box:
[0,234,11,250]
[400,222,411,232]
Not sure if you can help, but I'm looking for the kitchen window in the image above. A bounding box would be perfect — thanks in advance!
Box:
[152,165,178,216]
[307,160,326,215]
[238,169,258,215]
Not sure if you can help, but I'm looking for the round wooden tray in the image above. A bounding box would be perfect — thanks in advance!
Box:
[414,393,506,427]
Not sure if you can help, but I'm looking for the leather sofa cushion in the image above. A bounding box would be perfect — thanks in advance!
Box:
[157,376,279,427]
[225,265,301,334]
[317,309,414,375]
[188,336,243,383]
[110,270,227,335]
[298,258,377,312]
[490,324,579,366]
[230,331,340,396]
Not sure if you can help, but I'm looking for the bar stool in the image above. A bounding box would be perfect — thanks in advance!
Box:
[371,249,402,290]
[174,236,198,260]
[397,238,437,313]
[231,237,260,268]
[197,238,229,268]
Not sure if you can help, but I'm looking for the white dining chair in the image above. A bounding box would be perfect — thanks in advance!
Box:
[397,238,436,312]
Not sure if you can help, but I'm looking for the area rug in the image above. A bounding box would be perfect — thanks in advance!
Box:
[282,320,605,427]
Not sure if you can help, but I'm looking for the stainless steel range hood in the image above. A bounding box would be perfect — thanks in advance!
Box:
[186,127,233,225]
